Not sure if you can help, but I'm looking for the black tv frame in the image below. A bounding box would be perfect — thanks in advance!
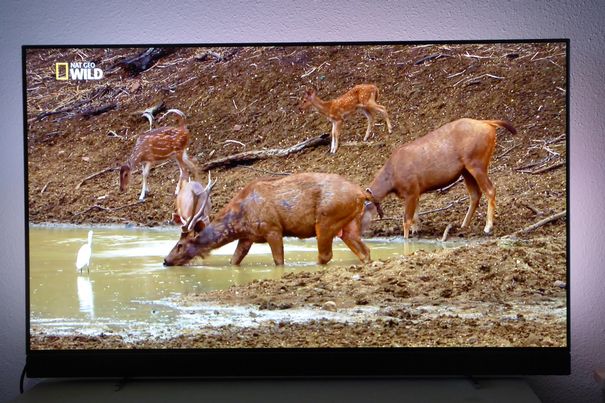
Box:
[23,39,570,378]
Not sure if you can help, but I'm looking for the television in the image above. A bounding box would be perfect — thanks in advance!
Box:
[24,40,569,378]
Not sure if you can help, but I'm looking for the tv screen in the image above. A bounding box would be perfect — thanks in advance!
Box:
[24,40,569,377]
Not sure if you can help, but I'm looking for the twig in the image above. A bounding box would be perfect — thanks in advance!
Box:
[436,177,463,193]
[40,181,51,194]
[111,201,145,212]
[494,142,518,161]
[73,204,110,217]
[418,196,469,216]
[224,139,246,148]
[520,202,543,216]
[414,53,450,65]
[441,224,453,242]
[516,210,566,234]
[75,167,119,190]
[519,161,565,175]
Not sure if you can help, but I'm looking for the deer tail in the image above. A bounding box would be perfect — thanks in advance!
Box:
[485,120,517,135]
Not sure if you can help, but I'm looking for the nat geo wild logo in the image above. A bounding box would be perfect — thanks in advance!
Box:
[55,61,104,81]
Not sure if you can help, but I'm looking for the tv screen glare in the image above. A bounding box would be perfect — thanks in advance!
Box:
[24,40,569,377]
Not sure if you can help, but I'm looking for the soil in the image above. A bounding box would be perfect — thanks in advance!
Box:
[25,42,567,349]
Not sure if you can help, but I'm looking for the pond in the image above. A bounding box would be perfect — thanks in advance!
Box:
[29,225,452,341]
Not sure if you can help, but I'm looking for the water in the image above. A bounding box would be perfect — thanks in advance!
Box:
[28,226,449,340]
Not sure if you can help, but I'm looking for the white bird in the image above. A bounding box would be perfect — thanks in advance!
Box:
[76,230,93,274]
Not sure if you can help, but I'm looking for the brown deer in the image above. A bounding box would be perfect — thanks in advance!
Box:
[364,118,516,238]
[172,172,216,234]
[300,84,392,154]
[163,173,375,267]
[119,109,197,201]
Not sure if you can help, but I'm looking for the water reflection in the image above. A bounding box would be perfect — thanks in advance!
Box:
[76,276,94,318]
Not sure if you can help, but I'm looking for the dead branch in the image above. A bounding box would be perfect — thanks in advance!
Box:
[441,224,453,242]
[414,53,451,65]
[418,196,468,217]
[545,133,566,145]
[520,202,543,216]
[519,161,565,175]
[75,167,119,190]
[494,142,518,161]
[73,204,110,217]
[200,133,330,171]
[436,176,463,193]
[118,48,176,76]
[516,210,566,234]
[79,102,117,117]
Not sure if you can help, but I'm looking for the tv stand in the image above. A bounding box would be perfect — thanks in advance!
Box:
[13,377,541,402]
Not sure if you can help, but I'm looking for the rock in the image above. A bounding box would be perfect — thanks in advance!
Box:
[554,280,566,289]
[321,301,337,312]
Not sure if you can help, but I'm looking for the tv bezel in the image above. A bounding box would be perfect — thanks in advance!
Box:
[23,39,571,378]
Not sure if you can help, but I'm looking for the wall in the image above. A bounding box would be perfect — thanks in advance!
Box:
[1,1,603,402]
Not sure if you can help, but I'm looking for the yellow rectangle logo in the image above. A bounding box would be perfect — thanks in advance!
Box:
[55,63,69,80]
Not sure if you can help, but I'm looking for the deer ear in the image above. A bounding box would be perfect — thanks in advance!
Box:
[172,213,184,225]
[193,220,206,233]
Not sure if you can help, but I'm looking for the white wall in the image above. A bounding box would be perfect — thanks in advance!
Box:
[1,1,603,402]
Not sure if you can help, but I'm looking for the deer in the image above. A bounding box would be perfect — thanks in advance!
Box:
[364,118,516,238]
[163,173,377,267]
[119,109,198,201]
[300,84,392,154]
[172,172,217,234]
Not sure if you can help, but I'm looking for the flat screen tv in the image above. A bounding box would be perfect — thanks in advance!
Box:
[24,40,569,378]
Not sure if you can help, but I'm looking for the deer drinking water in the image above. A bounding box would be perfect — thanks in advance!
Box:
[163,173,375,267]
[119,109,197,201]
[300,84,393,154]
[364,118,516,238]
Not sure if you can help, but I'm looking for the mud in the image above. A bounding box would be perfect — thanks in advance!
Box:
[26,42,567,349]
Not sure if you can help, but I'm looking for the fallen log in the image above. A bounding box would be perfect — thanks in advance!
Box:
[119,48,176,76]
[200,133,330,171]
[516,210,566,234]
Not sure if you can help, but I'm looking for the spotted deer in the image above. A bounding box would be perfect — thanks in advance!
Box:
[119,109,198,201]
[300,84,392,153]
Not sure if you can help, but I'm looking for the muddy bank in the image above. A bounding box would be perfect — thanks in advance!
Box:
[31,235,566,349]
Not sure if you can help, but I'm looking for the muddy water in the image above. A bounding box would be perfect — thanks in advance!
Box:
[29,226,451,341]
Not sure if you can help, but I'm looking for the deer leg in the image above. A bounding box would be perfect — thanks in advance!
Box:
[139,162,151,201]
[466,165,496,234]
[361,109,375,141]
[230,239,253,266]
[403,195,419,239]
[330,120,343,154]
[266,231,285,266]
[340,219,371,263]
[368,101,392,134]
[315,223,337,264]
[461,171,482,229]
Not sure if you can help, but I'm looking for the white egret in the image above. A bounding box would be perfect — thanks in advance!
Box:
[76,230,93,274]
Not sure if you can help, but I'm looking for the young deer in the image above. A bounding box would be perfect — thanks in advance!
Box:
[119,109,198,201]
[300,84,392,154]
